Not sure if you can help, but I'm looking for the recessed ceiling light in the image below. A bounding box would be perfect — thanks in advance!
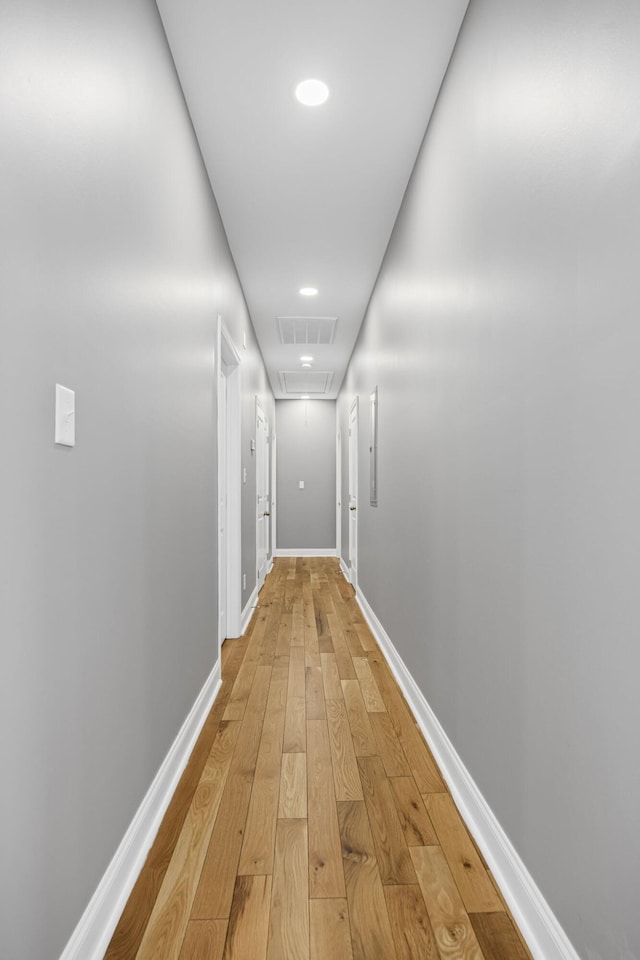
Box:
[301,362,312,369]
[295,79,329,107]
[299,355,314,363]
[299,287,318,296]
[301,395,311,400]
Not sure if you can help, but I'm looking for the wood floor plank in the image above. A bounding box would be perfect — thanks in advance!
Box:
[469,912,531,960]
[291,600,305,646]
[325,698,363,801]
[337,800,397,960]
[369,712,411,778]
[222,636,250,680]
[282,696,306,753]
[388,777,438,846]
[425,793,502,913]
[223,654,259,721]
[191,771,253,920]
[238,679,287,875]
[356,756,416,885]
[326,612,357,680]
[272,653,290,683]
[341,679,378,756]
[266,819,310,960]
[315,604,334,654]
[223,875,272,960]
[353,657,386,712]
[306,665,326,719]
[384,884,440,960]
[192,666,272,919]
[136,722,241,960]
[307,718,347,898]
[320,652,343,701]
[287,645,306,699]
[309,899,353,960]
[353,621,377,653]
[367,652,446,793]
[178,920,228,960]
[410,846,484,960]
[260,598,284,667]
[275,615,292,658]
[278,752,307,818]
[304,598,321,667]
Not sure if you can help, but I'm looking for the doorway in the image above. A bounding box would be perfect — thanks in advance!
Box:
[217,319,242,654]
[256,398,270,591]
[348,398,358,587]
[336,427,342,560]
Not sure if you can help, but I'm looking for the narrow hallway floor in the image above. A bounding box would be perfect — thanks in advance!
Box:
[105,557,531,960]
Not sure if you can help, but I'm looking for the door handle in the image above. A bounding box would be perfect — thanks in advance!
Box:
[350,506,356,511]
[263,511,270,517]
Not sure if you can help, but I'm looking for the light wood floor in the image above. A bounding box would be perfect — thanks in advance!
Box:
[105,557,532,960]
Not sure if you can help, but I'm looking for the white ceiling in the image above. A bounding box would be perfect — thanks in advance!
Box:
[156,0,469,399]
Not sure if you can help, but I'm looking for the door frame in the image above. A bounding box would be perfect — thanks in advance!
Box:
[255,397,270,591]
[336,425,342,560]
[217,317,242,651]
[348,397,359,588]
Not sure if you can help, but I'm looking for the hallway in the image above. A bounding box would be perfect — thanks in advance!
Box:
[105,558,530,960]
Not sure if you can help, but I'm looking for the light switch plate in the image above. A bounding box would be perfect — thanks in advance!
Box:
[55,384,75,446]
[299,480,304,489]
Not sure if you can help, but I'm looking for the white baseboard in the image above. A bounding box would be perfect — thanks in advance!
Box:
[240,581,260,635]
[59,661,222,960]
[355,585,580,960]
[339,557,350,581]
[274,548,338,557]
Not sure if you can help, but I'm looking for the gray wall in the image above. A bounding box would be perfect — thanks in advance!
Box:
[339,1,640,958]
[276,400,336,551]
[0,1,270,957]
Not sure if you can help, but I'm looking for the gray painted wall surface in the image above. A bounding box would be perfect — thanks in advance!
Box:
[0,1,270,956]
[339,1,640,957]
[276,400,336,550]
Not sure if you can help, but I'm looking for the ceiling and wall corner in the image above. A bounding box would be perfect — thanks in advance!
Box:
[154,0,470,399]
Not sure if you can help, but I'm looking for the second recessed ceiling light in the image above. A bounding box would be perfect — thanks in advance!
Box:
[299,287,318,296]
[295,78,329,107]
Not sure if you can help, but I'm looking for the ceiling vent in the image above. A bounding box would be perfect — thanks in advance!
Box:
[276,316,337,345]
[278,370,334,394]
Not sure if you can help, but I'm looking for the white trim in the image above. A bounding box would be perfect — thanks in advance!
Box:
[336,426,342,560]
[240,581,260,636]
[348,396,359,588]
[355,585,581,960]
[270,430,277,568]
[217,318,242,642]
[274,548,338,557]
[59,662,222,960]
[339,556,350,581]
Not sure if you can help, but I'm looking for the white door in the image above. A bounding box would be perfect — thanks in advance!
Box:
[256,401,270,589]
[348,398,358,587]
